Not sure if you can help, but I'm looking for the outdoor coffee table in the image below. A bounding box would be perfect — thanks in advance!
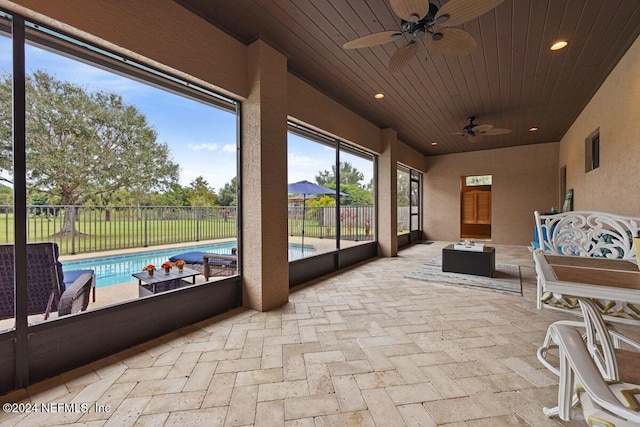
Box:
[132,267,200,296]
[442,243,495,277]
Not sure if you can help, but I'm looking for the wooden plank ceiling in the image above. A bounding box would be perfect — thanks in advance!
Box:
[175,0,640,156]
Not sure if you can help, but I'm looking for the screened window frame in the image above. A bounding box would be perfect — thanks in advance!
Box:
[396,163,424,234]
[287,120,377,251]
[585,128,600,172]
[409,169,422,232]
[24,21,238,114]
[5,13,243,319]
[396,164,423,235]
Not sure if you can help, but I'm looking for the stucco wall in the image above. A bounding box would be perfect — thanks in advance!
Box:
[559,34,640,216]
[242,41,290,310]
[2,0,249,100]
[397,139,428,172]
[287,75,426,170]
[5,0,425,167]
[287,75,382,153]
[424,142,559,245]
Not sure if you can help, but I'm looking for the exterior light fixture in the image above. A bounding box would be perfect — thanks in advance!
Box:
[374,93,384,99]
[430,141,437,146]
[529,127,539,132]
[550,41,568,51]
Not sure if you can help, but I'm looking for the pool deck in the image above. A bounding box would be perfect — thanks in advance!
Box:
[0,237,369,329]
[89,236,363,307]
[58,238,238,262]
[58,235,365,263]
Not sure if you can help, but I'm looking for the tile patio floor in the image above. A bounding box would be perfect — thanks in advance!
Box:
[2,241,637,426]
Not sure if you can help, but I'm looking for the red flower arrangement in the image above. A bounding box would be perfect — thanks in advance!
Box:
[142,264,156,272]
[161,262,174,269]
[175,259,186,272]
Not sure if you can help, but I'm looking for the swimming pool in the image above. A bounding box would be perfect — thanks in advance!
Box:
[63,242,315,288]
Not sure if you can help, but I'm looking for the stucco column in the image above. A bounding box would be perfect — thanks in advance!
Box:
[241,40,289,311]
[378,128,398,257]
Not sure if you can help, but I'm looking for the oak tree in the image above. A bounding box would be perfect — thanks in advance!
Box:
[0,71,180,235]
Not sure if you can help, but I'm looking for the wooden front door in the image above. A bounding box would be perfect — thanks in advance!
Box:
[460,176,492,239]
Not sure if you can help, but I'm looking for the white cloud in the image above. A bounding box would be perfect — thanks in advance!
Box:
[288,153,321,168]
[180,160,236,189]
[222,144,236,153]
[173,147,236,188]
[188,143,219,151]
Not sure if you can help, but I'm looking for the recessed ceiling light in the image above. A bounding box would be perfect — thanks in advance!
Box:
[529,127,539,132]
[431,141,437,146]
[374,93,384,99]
[550,41,568,51]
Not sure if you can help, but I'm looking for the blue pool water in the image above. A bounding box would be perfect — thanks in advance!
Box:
[62,242,315,288]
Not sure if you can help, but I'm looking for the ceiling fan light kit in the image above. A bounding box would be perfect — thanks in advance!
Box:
[428,27,477,55]
[343,0,504,72]
[436,14,450,24]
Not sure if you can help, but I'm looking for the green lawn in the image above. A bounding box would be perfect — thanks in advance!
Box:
[0,213,237,255]
[1,209,374,255]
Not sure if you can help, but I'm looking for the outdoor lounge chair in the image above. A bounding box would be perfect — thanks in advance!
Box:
[538,299,640,422]
[0,243,95,320]
[541,321,640,424]
[169,248,237,280]
[62,268,96,303]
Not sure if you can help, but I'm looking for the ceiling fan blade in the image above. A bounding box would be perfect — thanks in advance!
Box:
[428,28,477,55]
[390,0,431,23]
[343,31,403,49]
[435,0,504,27]
[388,41,419,73]
[483,127,511,135]
[467,134,483,143]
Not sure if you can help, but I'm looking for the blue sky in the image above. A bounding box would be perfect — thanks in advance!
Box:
[0,35,373,190]
[287,133,375,186]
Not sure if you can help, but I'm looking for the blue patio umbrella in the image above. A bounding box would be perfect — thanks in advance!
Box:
[287,180,337,197]
[287,180,344,255]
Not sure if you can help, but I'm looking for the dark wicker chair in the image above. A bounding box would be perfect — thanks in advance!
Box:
[58,271,94,316]
[201,253,237,280]
[169,247,237,280]
[0,243,94,320]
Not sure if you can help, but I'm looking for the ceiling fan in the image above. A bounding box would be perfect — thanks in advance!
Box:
[455,116,511,142]
[343,0,503,72]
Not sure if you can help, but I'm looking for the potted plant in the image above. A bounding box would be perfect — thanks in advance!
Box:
[175,259,186,272]
[142,264,156,277]
[161,261,173,274]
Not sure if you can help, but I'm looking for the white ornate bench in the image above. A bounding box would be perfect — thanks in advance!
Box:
[533,210,640,324]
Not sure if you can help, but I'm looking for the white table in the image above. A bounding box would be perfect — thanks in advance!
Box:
[534,252,640,304]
